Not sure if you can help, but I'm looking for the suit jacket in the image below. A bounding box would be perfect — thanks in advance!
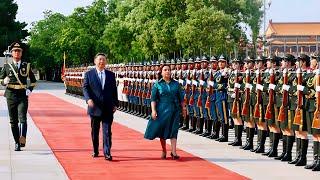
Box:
[83,68,119,120]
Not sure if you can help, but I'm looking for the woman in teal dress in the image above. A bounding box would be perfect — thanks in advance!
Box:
[144,64,186,159]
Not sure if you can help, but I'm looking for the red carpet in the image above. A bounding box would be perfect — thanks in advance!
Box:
[28,93,248,180]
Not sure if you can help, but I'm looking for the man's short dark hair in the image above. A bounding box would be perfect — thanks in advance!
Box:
[94,53,108,60]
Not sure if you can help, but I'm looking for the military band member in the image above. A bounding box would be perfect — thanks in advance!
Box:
[227,58,243,146]
[214,55,229,142]
[0,42,37,151]
[240,56,255,150]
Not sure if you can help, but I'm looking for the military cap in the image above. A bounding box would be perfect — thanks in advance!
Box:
[176,58,182,64]
[244,56,254,62]
[195,57,201,63]
[210,56,217,62]
[160,59,165,65]
[181,58,188,64]
[297,53,310,61]
[265,55,277,62]
[255,55,264,62]
[188,57,194,63]
[146,62,150,66]
[170,59,176,65]
[311,52,319,58]
[282,54,295,62]
[155,61,160,65]
[231,58,241,63]
[201,56,209,62]
[218,55,226,62]
[10,42,23,51]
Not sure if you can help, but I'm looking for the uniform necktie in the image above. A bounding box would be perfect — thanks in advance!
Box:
[16,63,19,69]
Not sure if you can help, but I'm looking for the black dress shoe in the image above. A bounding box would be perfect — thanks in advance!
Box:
[105,154,113,161]
[170,152,180,160]
[92,153,99,157]
[14,143,21,151]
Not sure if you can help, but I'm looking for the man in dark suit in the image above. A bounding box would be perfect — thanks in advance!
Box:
[83,53,118,161]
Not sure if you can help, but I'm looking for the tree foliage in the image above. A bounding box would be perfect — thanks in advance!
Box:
[27,0,263,75]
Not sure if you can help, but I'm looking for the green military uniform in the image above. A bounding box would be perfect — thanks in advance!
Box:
[0,42,37,151]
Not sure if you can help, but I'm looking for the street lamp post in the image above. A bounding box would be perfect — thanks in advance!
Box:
[263,0,272,56]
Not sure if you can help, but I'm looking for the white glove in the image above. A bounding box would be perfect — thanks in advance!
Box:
[3,77,10,85]
[208,81,214,87]
[269,84,276,90]
[297,85,304,91]
[199,80,205,86]
[256,84,264,91]
[234,83,241,89]
[231,93,236,98]
[316,86,320,92]
[26,89,31,96]
[282,85,290,91]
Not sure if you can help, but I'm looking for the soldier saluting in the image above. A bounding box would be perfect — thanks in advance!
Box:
[0,42,37,151]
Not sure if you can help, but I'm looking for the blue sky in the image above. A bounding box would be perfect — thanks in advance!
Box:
[15,0,320,33]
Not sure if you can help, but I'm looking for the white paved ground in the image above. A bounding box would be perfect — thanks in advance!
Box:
[1,81,320,180]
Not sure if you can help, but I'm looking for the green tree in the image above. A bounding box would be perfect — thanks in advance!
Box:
[0,0,28,55]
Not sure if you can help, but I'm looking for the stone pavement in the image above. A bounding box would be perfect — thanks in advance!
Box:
[1,81,320,179]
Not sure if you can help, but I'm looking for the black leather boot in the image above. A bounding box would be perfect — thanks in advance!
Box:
[268,133,280,157]
[195,118,205,134]
[180,115,190,130]
[19,123,27,147]
[243,128,254,150]
[216,122,224,141]
[288,138,301,164]
[11,125,21,151]
[232,125,243,146]
[202,120,213,137]
[192,117,201,134]
[209,121,220,139]
[251,130,261,152]
[218,124,229,142]
[240,127,249,149]
[187,117,197,132]
[228,125,238,145]
[263,132,273,156]
[275,135,287,160]
[255,130,267,153]
[313,144,320,171]
[305,141,319,169]
[281,136,294,162]
[295,139,308,166]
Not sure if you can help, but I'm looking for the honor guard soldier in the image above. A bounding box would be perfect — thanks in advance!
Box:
[227,58,243,146]
[170,59,177,80]
[275,54,296,162]
[207,56,220,139]
[305,52,320,171]
[191,57,203,134]
[262,55,281,157]
[252,56,268,153]
[185,58,196,132]
[0,42,37,151]
[180,58,190,130]
[290,54,310,166]
[197,56,210,136]
[214,55,230,142]
[240,56,255,150]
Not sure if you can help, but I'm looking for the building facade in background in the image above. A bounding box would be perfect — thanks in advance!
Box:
[266,20,320,56]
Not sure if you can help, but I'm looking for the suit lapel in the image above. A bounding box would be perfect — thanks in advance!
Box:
[103,70,109,90]
[92,70,102,90]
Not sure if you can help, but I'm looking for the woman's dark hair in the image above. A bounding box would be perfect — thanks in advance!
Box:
[158,64,171,79]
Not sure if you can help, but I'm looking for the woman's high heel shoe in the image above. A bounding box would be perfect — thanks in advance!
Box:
[161,151,167,159]
[170,152,180,160]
